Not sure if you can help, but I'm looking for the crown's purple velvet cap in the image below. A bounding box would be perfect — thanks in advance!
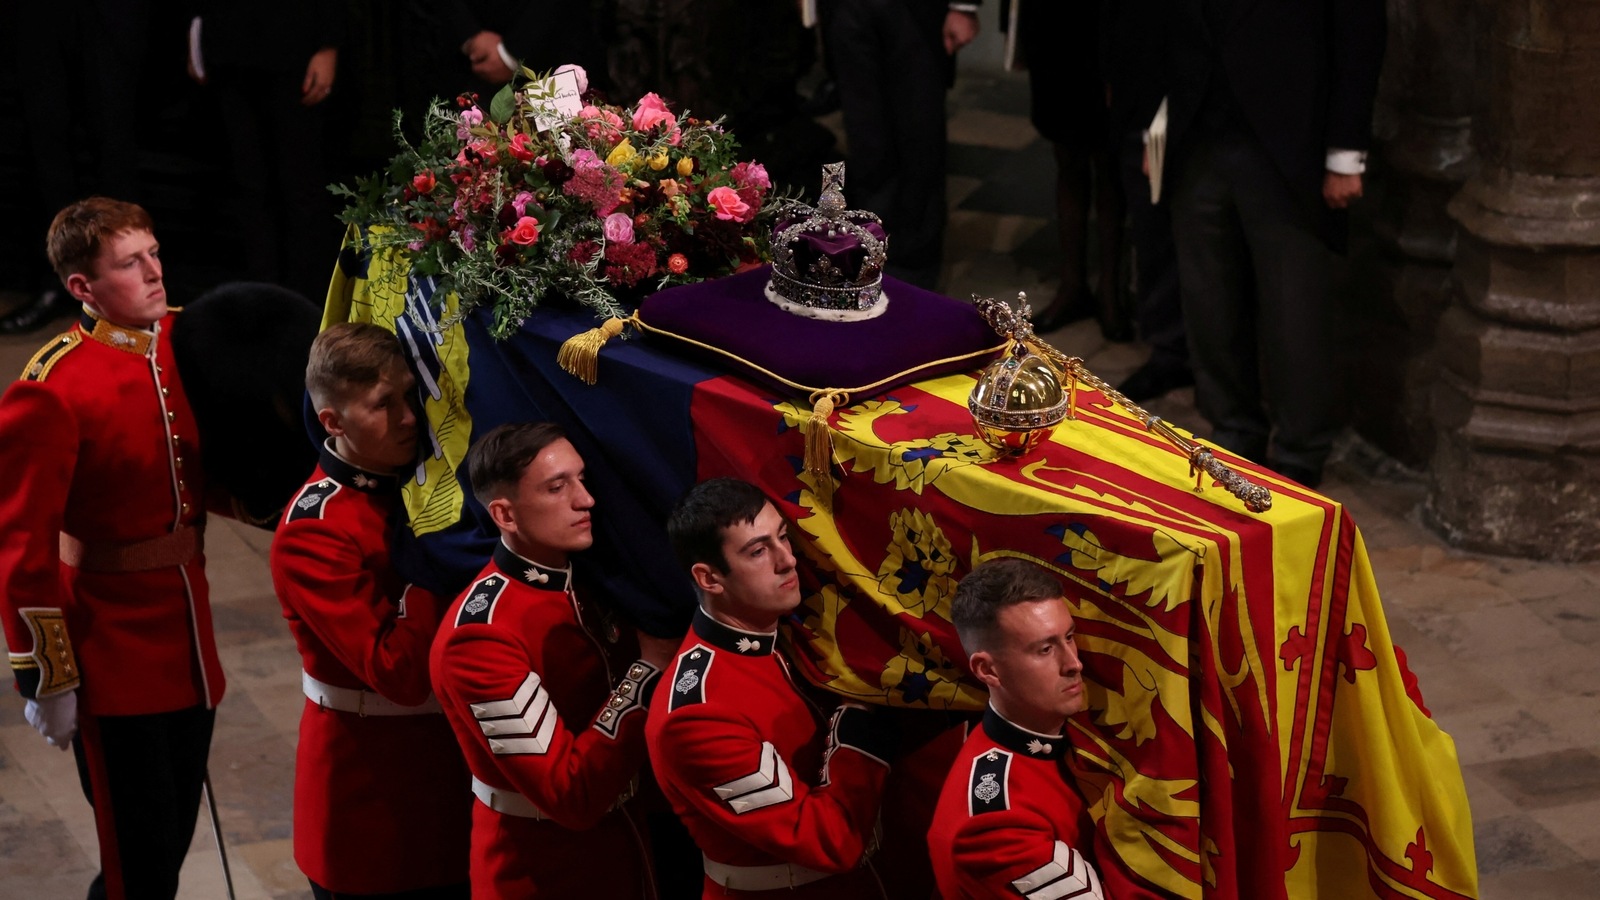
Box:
[775,213,888,284]
[638,265,998,396]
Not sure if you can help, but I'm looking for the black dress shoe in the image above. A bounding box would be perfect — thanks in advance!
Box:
[1115,359,1195,402]
[0,290,77,336]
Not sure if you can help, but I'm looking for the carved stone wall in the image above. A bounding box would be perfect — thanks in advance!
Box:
[1428,0,1600,560]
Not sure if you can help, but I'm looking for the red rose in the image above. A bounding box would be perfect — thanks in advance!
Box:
[508,132,536,162]
[503,215,540,246]
[667,253,689,274]
[412,170,437,193]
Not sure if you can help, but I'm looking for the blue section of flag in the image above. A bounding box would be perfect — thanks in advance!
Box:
[390,304,720,636]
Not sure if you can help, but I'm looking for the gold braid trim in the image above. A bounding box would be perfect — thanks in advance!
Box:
[13,608,79,697]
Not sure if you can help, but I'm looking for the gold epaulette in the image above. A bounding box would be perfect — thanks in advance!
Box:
[20,331,82,382]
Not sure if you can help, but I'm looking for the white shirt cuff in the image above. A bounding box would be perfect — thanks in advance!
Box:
[1325,149,1367,175]
[496,42,518,74]
[189,17,205,81]
[949,3,980,13]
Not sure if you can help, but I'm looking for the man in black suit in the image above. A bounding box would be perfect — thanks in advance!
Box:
[819,0,981,289]
[1104,0,1191,400]
[1161,0,1385,487]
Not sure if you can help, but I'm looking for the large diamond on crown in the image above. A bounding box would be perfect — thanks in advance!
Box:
[764,163,890,321]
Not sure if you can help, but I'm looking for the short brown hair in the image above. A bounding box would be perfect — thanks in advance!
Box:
[306,322,407,410]
[467,422,569,507]
[46,197,156,282]
[951,559,1064,654]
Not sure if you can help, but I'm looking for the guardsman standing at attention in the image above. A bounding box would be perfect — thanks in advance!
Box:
[270,322,471,899]
[430,422,678,898]
[927,559,1105,900]
[0,197,225,900]
[648,477,895,899]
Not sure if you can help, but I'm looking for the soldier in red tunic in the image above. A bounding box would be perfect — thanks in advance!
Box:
[927,559,1106,900]
[429,422,678,898]
[269,323,471,898]
[0,198,225,900]
[648,477,895,899]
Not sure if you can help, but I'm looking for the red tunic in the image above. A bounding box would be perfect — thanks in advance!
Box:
[645,607,891,900]
[928,708,1104,900]
[269,443,471,893]
[430,541,662,898]
[0,311,223,715]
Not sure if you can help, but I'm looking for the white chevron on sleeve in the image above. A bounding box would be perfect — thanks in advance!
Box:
[713,741,795,814]
[478,683,552,737]
[471,672,540,719]
[487,706,558,755]
[1011,842,1104,900]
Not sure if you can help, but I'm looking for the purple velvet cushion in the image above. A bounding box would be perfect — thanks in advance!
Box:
[636,265,1001,395]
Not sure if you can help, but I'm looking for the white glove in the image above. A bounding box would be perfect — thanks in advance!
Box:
[23,692,78,751]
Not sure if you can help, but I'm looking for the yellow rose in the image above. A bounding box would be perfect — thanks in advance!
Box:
[648,153,669,171]
[676,156,695,177]
[606,140,638,169]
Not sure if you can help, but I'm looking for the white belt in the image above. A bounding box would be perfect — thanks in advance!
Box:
[472,775,548,819]
[471,775,639,820]
[703,857,831,891]
[301,670,442,717]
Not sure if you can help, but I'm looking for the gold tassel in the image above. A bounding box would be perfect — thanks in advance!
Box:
[557,317,629,384]
[803,390,846,504]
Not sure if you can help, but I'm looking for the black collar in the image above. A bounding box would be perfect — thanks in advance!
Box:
[984,706,1068,760]
[493,540,572,593]
[692,605,777,656]
[79,310,154,355]
[319,440,400,493]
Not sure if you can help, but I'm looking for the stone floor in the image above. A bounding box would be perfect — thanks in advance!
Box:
[2,39,1597,900]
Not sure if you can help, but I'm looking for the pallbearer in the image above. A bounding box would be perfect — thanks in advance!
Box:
[928,559,1106,900]
[430,422,677,897]
[270,322,471,898]
[648,477,894,898]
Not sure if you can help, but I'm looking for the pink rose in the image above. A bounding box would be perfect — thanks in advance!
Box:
[730,161,770,193]
[578,106,624,142]
[508,132,536,162]
[631,92,676,133]
[457,106,483,140]
[603,212,635,244]
[707,186,752,222]
[554,64,589,94]
[511,190,535,217]
[504,215,540,246]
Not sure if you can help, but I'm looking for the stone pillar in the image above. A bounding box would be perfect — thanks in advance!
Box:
[1429,0,1600,561]
[1347,0,1477,467]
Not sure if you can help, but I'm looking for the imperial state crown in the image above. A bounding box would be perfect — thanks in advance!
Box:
[765,163,889,320]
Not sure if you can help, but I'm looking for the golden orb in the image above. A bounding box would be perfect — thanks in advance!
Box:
[968,344,1069,456]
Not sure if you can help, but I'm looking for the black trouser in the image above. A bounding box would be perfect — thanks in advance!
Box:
[72,705,216,900]
[1168,125,1338,471]
[209,65,338,306]
[820,0,950,288]
[1118,130,1187,369]
[310,881,471,900]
